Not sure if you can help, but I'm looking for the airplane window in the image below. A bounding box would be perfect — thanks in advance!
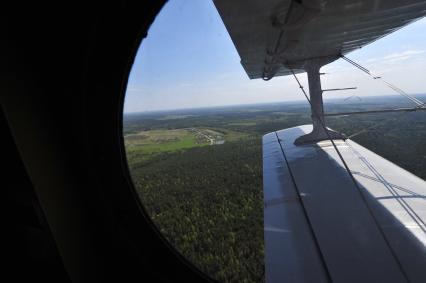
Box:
[123,1,426,282]
[123,1,265,282]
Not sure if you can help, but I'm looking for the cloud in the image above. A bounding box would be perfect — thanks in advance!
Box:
[366,50,426,63]
[383,49,426,61]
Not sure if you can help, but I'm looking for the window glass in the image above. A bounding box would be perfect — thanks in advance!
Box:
[123,1,426,282]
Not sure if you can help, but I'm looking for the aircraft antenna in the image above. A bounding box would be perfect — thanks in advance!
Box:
[341,55,425,107]
[322,55,426,138]
[346,118,396,139]
[337,106,422,139]
[322,87,357,92]
[290,69,410,281]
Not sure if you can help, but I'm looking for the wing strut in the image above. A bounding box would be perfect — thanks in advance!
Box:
[290,69,410,281]
[293,59,344,145]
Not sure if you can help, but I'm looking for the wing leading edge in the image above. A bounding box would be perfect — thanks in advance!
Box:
[263,125,426,282]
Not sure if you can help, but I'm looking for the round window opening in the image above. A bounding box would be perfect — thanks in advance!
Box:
[123,1,426,282]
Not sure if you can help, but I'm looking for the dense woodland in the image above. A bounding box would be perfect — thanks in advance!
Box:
[124,95,426,283]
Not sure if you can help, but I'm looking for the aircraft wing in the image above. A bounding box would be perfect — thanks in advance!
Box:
[213,2,426,281]
[214,0,426,79]
[263,125,426,282]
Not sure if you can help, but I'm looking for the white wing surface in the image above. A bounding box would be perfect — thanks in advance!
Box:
[263,125,426,282]
[214,0,426,79]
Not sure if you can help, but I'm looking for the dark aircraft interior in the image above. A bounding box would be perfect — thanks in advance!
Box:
[3,2,213,282]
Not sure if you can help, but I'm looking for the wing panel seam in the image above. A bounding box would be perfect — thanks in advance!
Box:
[274,131,333,282]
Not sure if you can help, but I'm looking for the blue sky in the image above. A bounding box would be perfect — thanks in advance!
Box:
[124,0,426,113]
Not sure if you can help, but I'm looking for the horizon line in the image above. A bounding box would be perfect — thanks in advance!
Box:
[123,93,426,115]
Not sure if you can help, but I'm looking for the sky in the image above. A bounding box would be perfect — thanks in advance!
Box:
[124,0,426,113]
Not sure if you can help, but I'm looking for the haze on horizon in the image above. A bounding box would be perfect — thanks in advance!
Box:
[124,0,426,113]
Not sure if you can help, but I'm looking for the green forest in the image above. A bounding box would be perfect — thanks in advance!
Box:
[123,95,426,283]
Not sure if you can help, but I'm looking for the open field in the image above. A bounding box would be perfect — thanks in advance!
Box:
[124,127,247,166]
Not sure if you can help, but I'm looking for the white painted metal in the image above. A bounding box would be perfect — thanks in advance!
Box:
[263,132,329,282]
[214,0,426,79]
[293,59,343,144]
[263,125,426,282]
